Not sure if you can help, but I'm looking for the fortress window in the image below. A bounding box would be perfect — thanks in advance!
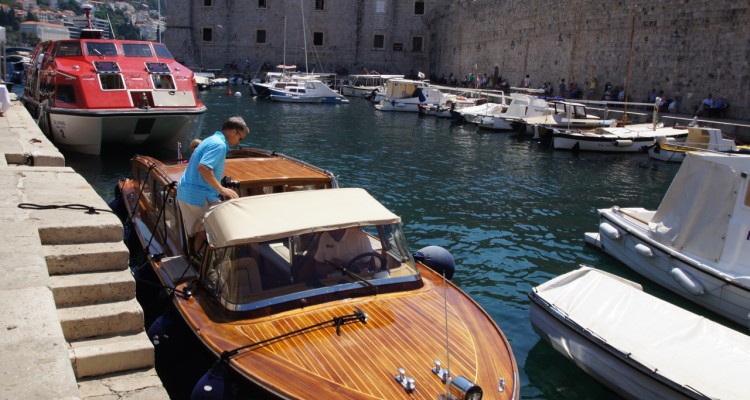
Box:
[412,36,423,52]
[258,0,266,8]
[375,0,385,13]
[313,32,324,46]
[256,30,267,44]
[203,0,212,6]
[315,0,325,11]
[203,28,213,42]
[414,1,424,15]
[373,34,384,49]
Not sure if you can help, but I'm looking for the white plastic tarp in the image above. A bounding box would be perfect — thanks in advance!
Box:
[533,266,750,399]
[203,188,400,248]
[649,152,743,263]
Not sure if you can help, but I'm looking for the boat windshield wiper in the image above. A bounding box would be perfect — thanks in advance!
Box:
[330,261,377,294]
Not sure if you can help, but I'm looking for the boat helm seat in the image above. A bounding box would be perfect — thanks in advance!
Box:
[221,257,262,303]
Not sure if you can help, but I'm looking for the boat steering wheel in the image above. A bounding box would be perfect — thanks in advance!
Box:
[345,252,387,275]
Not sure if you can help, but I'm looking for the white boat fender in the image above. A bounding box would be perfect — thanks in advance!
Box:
[613,139,633,147]
[599,222,621,240]
[669,267,704,296]
[633,243,654,258]
[413,245,455,279]
[233,91,242,97]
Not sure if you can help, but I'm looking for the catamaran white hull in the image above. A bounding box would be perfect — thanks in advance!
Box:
[586,207,750,329]
[530,266,750,400]
[46,108,205,155]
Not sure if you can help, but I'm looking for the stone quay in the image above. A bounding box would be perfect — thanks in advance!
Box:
[0,92,168,399]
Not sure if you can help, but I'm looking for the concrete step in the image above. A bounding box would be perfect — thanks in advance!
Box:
[50,269,135,308]
[58,297,144,341]
[69,331,154,379]
[77,367,169,399]
[44,241,129,275]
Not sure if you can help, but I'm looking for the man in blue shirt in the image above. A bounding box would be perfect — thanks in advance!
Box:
[177,116,248,255]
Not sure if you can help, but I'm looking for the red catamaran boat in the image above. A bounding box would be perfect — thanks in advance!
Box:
[21,4,206,155]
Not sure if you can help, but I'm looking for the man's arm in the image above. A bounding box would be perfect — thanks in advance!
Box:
[198,164,238,199]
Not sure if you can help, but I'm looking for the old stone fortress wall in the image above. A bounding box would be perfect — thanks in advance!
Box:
[168,0,749,119]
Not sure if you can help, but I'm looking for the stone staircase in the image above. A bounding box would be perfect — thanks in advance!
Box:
[30,169,169,399]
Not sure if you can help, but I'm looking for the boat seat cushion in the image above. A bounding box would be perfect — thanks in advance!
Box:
[221,257,262,303]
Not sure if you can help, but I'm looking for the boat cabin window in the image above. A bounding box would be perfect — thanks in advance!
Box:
[202,224,419,311]
[152,43,174,59]
[99,73,126,90]
[86,42,118,57]
[152,74,176,90]
[54,41,82,57]
[55,84,76,104]
[122,43,153,58]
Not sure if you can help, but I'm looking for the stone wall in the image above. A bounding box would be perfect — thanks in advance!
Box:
[427,0,750,119]
[164,0,433,77]
[165,0,749,119]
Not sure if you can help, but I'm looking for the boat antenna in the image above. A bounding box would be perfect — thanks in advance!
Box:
[441,265,452,396]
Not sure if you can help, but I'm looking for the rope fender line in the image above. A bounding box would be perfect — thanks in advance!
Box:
[18,202,115,215]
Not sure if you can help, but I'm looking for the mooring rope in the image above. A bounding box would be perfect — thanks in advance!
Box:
[18,203,115,214]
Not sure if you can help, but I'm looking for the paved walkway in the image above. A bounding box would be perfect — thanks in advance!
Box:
[0,91,168,399]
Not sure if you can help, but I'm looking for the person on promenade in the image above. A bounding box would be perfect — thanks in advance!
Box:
[177,116,248,256]
[522,74,531,88]
[558,79,567,98]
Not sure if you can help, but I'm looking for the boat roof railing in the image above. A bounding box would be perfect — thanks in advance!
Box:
[204,188,400,248]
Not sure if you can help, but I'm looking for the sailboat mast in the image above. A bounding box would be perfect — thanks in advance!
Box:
[301,0,308,74]
[283,15,287,71]
[622,5,636,122]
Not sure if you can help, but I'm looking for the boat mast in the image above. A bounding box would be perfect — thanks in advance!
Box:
[622,4,637,123]
[300,0,308,74]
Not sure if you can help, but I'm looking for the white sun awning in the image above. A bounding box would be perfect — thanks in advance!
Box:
[203,188,400,248]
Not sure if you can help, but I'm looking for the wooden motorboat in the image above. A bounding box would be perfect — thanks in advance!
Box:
[585,152,750,329]
[20,5,206,155]
[530,266,750,400]
[116,148,519,399]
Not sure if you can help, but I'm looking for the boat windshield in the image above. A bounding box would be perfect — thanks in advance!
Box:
[85,42,118,57]
[152,43,174,59]
[202,223,419,312]
[122,43,153,57]
[54,41,83,57]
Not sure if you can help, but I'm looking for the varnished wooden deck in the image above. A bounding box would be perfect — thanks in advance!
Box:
[174,266,518,399]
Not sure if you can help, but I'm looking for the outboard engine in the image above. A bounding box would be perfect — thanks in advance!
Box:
[413,245,455,279]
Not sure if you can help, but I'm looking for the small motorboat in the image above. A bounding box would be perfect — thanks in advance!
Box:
[552,123,689,152]
[530,266,750,400]
[116,148,520,399]
[585,151,750,329]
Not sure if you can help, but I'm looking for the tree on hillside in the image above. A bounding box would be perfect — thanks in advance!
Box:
[58,0,82,14]
[24,10,38,22]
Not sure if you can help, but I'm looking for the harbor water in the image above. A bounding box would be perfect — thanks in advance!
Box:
[62,88,725,399]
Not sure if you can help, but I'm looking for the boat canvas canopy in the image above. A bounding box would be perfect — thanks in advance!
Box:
[649,152,750,271]
[204,188,400,247]
[533,267,750,399]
